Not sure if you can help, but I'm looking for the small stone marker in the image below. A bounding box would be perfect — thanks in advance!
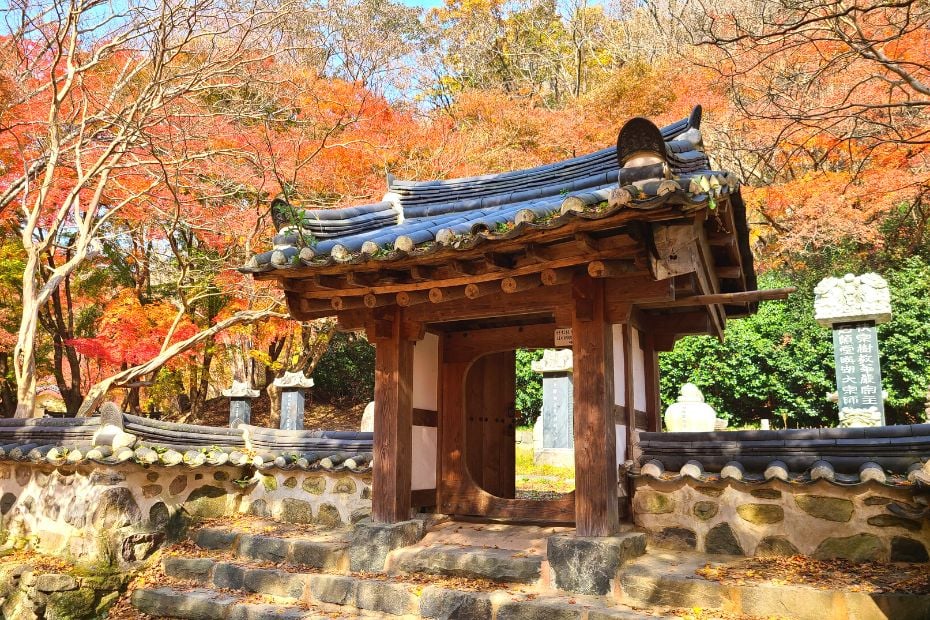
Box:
[222,381,259,427]
[531,349,574,467]
[814,273,891,426]
[273,371,314,430]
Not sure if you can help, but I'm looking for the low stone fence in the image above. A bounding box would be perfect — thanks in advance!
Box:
[633,426,930,562]
[0,413,373,568]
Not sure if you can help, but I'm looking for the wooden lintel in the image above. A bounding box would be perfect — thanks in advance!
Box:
[401,320,426,342]
[541,267,574,286]
[442,323,556,363]
[643,310,712,336]
[332,296,366,311]
[464,280,500,300]
[405,284,572,324]
[605,276,675,305]
[501,274,540,294]
[588,260,639,279]
[429,286,467,304]
[640,287,795,310]
[364,293,393,309]
[396,290,431,307]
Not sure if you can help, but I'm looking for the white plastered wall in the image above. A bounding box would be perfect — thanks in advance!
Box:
[612,324,647,465]
[411,332,439,490]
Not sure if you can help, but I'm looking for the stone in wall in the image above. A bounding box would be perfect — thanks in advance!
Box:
[693,501,718,521]
[814,534,885,562]
[736,503,784,525]
[91,488,141,530]
[281,498,314,524]
[184,485,228,518]
[634,491,675,514]
[705,523,743,555]
[317,504,343,528]
[754,536,799,557]
[650,527,696,551]
[867,514,921,532]
[302,477,326,495]
[795,495,854,522]
[891,537,929,563]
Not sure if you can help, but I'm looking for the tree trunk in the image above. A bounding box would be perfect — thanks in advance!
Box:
[267,382,281,428]
[190,344,215,417]
[13,253,40,417]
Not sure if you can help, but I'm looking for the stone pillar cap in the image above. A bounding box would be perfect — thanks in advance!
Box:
[531,349,573,373]
[222,380,260,398]
[273,371,315,389]
[814,272,892,327]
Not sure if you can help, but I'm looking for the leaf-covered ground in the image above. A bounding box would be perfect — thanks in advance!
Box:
[697,555,930,594]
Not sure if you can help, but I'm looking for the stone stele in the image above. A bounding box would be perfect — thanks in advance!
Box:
[814,273,891,327]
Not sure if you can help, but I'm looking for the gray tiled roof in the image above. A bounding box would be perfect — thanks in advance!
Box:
[0,416,373,472]
[243,106,742,273]
[636,425,930,486]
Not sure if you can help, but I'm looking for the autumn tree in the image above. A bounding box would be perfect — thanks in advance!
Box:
[0,0,299,416]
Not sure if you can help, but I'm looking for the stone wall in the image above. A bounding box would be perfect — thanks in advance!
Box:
[633,477,930,562]
[0,462,371,568]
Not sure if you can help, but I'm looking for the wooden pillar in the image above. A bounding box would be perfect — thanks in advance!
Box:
[370,306,415,523]
[571,275,619,536]
[642,333,661,432]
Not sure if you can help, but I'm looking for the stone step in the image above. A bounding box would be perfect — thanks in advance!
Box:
[130,586,391,619]
[158,556,670,619]
[617,551,930,620]
[194,525,350,571]
[387,544,544,584]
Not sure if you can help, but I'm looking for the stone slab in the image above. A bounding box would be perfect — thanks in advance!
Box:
[349,519,423,572]
[131,588,236,620]
[617,551,930,620]
[238,534,291,563]
[547,533,646,595]
[354,579,417,615]
[390,544,542,584]
[163,557,215,583]
[418,586,494,620]
[195,527,239,550]
[496,599,584,620]
[242,568,308,599]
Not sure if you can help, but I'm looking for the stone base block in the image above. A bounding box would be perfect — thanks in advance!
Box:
[348,519,423,572]
[547,532,646,595]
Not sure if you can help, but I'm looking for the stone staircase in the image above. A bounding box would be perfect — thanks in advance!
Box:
[130,519,669,619]
[131,519,930,620]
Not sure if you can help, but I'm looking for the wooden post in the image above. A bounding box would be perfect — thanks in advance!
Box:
[371,306,414,523]
[571,275,619,536]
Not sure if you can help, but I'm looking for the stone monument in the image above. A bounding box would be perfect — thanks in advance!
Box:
[222,380,260,427]
[814,273,892,427]
[531,349,574,467]
[273,371,314,430]
[663,383,718,432]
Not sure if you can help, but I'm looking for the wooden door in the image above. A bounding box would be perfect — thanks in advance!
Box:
[465,351,516,498]
[438,333,574,523]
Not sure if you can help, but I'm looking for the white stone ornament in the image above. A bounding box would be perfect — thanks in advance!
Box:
[663,383,718,432]
[273,371,315,389]
[814,273,892,327]
[531,349,573,373]
[222,380,260,398]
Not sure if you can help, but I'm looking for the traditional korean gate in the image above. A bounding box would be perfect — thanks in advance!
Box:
[437,329,575,523]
